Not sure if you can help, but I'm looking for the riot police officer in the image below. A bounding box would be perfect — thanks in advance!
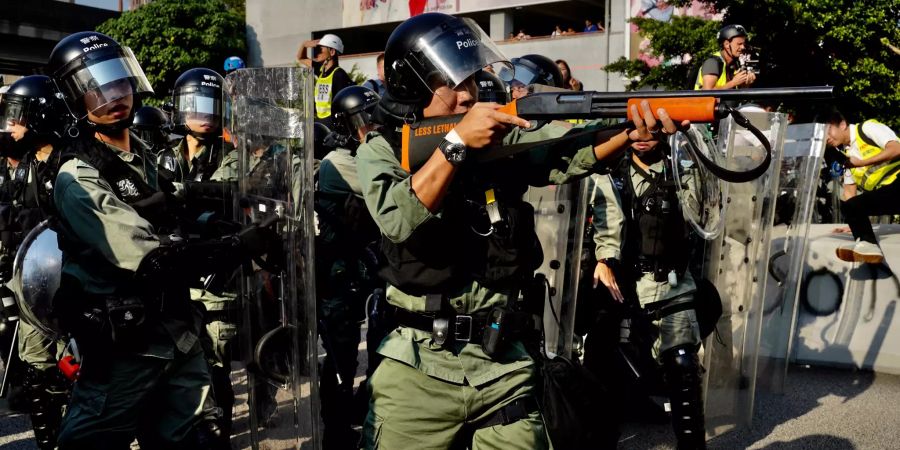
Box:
[356,12,682,449]
[46,31,273,449]
[315,85,382,448]
[159,68,236,184]
[590,136,707,449]
[0,74,68,450]
[160,66,241,442]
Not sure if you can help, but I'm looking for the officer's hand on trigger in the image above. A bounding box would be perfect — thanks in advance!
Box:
[627,100,688,142]
[593,260,624,303]
[453,103,531,149]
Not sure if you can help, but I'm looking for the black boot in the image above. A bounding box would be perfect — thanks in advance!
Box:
[662,346,707,450]
[23,365,70,450]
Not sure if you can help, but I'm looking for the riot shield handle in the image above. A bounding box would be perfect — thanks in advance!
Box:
[253,325,292,386]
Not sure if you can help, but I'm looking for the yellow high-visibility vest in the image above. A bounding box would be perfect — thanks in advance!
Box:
[694,52,728,90]
[849,120,900,191]
[315,66,336,119]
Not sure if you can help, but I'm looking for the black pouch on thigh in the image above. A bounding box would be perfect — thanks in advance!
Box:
[105,296,148,350]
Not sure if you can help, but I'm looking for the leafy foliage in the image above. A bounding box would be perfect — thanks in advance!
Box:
[606,16,721,90]
[347,64,370,85]
[97,0,246,105]
[605,0,900,126]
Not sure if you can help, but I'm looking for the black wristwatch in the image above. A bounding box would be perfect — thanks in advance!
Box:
[439,131,467,166]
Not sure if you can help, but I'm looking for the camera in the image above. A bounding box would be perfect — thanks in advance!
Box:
[738,53,760,75]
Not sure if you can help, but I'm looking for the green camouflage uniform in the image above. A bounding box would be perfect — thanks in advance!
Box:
[357,120,609,449]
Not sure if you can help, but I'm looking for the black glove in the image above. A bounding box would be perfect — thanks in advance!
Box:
[237,216,281,259]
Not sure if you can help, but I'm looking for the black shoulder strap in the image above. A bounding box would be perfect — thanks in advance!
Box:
[59,137,157,205]
[857,121,880,148]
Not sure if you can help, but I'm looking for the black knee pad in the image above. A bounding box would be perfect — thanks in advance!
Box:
[661,345,704,391]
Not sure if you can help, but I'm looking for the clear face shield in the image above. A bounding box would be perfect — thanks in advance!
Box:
[346,109,373,136]
[0,95,28,136]
[407,18,513,99]
[174,87,223,133]
[55,46,153,119]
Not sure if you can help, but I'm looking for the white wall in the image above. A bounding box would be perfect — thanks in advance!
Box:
[245,0,343,67]
[246,0,630,92]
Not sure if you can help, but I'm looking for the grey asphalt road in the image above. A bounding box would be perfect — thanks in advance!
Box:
[2,362,898,449]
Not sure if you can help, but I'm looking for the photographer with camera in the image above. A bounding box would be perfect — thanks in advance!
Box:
[695,24,757,90]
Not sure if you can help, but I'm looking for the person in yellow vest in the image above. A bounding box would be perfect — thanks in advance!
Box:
[827,111,900,264]
[694,24,756,90]
[297,33,353,129]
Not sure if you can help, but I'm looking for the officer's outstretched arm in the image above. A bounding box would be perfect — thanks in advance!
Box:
[134,221,278,285]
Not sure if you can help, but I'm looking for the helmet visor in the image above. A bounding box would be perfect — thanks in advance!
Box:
[346,109,373,134]
[174,88,223,129]
[503,60,539,87]
[0,95,28,133]
[57,46,153,119]
[410,18,513,91]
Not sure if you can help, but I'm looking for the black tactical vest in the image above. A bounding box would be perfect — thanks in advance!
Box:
[378,142,544,296]
[607,151,692,276]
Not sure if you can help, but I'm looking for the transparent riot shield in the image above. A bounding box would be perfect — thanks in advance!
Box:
[226,67,319,449]
[525,179,591,358]
[701,111,788,438]
[672,125,728,240]
[757,123,826,393]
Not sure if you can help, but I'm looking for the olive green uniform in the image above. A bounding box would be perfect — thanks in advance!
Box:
[591,160,702,358]
[54,135,210,449]
[316,148,380,445]
[357,121,607,449]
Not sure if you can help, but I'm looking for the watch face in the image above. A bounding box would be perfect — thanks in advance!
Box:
[442,141,466,165]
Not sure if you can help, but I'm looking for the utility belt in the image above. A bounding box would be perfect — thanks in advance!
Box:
[202,308,239,324]
[632,256,686,284]
[388,299,534,358]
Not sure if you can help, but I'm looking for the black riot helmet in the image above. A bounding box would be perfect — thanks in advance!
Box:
[718,24,748,45]
[47,31,153,130]
[313,122,334,161]
[0,75,65,139]
[171,68,224,138]
[383,13,513,109]
[503,54,563,89]
[132,105,169,131]
[473,70,509,105]
[131,105,170,150]
[332,85,380,139]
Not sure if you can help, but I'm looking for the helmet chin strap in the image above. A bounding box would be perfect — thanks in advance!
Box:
[89,114,135,136]
[86,98,141,137]
[371,91,423,127]
[723,41,737,61]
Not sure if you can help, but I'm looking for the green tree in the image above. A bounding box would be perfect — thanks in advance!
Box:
[605,0,900,127]
[97,0,246,105]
